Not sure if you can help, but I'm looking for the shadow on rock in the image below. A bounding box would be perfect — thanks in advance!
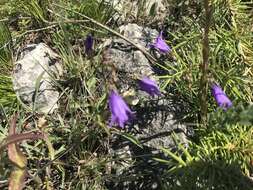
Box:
[106,94,191,190]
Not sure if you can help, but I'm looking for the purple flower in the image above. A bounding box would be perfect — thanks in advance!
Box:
[150,31,171,53]
[211,84,232,110]
[109,90,134,128]
[85,34,93,55]
[138,77,161,97]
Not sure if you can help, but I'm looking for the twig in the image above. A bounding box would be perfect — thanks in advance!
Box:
[0,16,32,23]
[52,3,157,63]
[16,24,57,38]
[199,0,211,126]
[0,18,8,22]
[12,19,90,39]
[47,8,89,25]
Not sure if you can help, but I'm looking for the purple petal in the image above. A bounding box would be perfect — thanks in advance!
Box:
[85,34,93,54]
[108,90,134,128]
[211,84,232,110]
[151,31,171,54]
[138,77,161,97]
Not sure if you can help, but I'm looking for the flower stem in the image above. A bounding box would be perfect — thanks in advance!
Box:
[200,0,211,126]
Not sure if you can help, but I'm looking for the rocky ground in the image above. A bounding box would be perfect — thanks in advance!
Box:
[1,0,253,190]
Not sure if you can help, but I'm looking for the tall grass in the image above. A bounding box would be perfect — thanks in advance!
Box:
[0,22,16,107]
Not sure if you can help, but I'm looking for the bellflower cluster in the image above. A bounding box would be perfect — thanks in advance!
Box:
[211,84,232,110]
[151,31,171,54]
[108,77,161,128]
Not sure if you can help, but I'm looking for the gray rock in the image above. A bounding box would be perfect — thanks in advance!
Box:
[12,43,62,114]
[103,24,158,91]
[105,0,168,25]
[104,24,190,189]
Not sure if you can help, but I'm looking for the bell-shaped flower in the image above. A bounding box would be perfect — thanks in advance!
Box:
[85,34,93,55]
[150,31,171,54]
[138,77,161,97]
[109,90,134,128]
[211,84,232,110]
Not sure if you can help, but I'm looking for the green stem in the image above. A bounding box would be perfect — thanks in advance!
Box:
[200,0,211,126]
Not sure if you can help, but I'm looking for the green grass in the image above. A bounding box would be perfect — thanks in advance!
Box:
[0,22,16,107]
[0,0,253,189]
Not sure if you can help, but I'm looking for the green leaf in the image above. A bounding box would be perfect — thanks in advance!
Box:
[32,71,45,112]
[160,146,186,167]
[149,3,157,17]
[121,133,143,149]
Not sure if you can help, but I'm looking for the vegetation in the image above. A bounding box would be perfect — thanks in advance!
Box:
[0,0,253,189]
